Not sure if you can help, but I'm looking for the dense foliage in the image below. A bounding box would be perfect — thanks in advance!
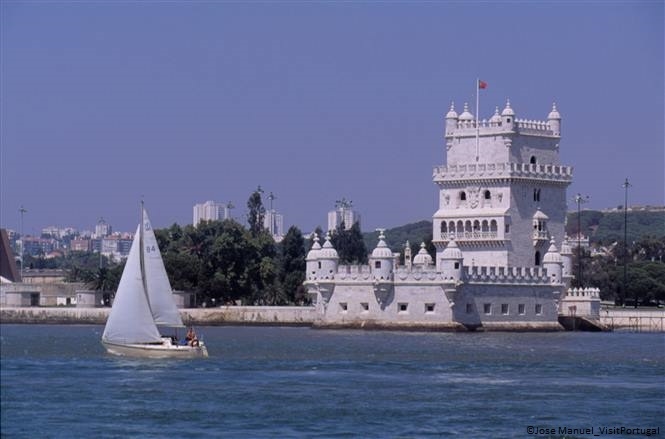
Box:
[574,236,665,305]
[153,220,307,306]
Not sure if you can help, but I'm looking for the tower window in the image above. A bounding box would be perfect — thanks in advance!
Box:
[530,156,537,164]
[460,191,467,201]
[441,222,447,233]
[535,251,541,266]
[484,190,491,200]
[375,261,381,269]
[533,188,541,202]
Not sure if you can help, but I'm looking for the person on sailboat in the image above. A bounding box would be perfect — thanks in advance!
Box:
[186,327,199,347]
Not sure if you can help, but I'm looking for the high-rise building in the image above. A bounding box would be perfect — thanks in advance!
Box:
[94,218,111,239]
[193,201,230,226]
[264,210,284,242]
[327,198,360,231]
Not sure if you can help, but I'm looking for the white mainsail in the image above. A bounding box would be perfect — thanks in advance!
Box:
[102,224,162,344]
[141,208,184,328]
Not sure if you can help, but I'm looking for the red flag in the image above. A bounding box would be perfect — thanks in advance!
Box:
[478,80,487,89]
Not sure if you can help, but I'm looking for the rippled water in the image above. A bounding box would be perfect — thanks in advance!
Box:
[1,325,663,438]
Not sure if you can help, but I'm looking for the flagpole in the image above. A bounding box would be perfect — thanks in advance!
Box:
[475,78,480,162]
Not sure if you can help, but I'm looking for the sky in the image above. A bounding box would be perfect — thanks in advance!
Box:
[1,1,663,236]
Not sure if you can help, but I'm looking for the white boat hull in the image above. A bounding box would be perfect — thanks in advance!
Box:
[102,337,209,359]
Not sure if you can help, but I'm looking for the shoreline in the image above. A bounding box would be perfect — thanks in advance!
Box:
[1,306,663,332]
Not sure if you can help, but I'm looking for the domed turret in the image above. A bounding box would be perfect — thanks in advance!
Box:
[501,99,515,130]
[547,103,561,136]
[413,242,433,267]
[489,106,502,126]
[445,102,458,135]
[542,239,563,284]
[440,239,464,281]
[305,233,322,279]
[370,229,393,281]
[458,102,474,122]
[319,233,339,279]
[560,236,574,287]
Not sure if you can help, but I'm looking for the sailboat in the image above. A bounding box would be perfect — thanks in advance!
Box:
[102,204,208,358]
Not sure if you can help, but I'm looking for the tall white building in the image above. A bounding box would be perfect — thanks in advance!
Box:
[433,100,570,269]
[94,218,111,239]
[327,199,360,231]
[193,201,229,226]
[264,210,284,242]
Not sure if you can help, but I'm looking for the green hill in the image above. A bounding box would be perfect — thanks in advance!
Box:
[363,220,433,255]
[566,209,665,245]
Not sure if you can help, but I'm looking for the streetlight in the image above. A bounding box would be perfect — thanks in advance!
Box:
[573,193,589,287]
[622,178,632,307]
[18,206,27,281]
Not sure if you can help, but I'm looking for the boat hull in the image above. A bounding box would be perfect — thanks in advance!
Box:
[102,338,209,359]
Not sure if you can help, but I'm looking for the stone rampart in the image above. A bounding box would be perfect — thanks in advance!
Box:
[464,266,551,284]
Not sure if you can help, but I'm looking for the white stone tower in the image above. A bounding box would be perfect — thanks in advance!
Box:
[433,101,572,269]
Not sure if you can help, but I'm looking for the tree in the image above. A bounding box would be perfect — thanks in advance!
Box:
[247,187,266,237]
[279,226,307,304]
[331,221,368,264]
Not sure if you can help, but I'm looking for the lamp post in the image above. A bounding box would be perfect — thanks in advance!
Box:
[573,194,589,287]
[622,178,632,307]
[18,206,27,281]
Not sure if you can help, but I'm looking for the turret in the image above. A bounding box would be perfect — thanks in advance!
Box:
[489,106,502,127]
[458,102,474,126]
[560,236,574,287]
[305,233,322,280]
[542,239,563,284]
[501,99,515,130]
[440,239,464,282]
[318,233,339,280]
[370,229,394,281]
[404,240,413,270]
[445,102,459,135]
[412,242,433,268]
[547,103,561,136]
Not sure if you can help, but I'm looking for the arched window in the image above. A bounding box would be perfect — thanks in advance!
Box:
[465,221,472,232]
[457,220,464,232]
[535,251,541,266]
[473,220,480,231]
[481,220,489,232]
[440,222,447,233]
[490,220,498,232]
[460,191,467,201]
[533,188,541,202]
[484,190,491,200]
[530,156,537,164]
[449,221,456,233]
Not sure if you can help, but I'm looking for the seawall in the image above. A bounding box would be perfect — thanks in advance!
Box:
[2,306,663,332]
[0,306,316,326]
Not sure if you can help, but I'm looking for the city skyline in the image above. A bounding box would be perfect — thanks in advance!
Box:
[1,2,663,235]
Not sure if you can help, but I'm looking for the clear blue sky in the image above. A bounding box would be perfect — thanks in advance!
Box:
[1,1,663,236]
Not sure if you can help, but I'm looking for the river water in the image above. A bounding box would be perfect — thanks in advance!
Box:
[1,325,663,438]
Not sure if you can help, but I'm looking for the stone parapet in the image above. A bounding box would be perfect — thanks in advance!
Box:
[464,266,551,285]
[433,162,573,183]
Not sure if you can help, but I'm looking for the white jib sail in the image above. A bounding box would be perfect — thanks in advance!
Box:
[141,208,184,328]
[102,224,162,344]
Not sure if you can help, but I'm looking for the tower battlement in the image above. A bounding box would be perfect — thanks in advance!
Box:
[433,162,573,183]
[464,266,552,285]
